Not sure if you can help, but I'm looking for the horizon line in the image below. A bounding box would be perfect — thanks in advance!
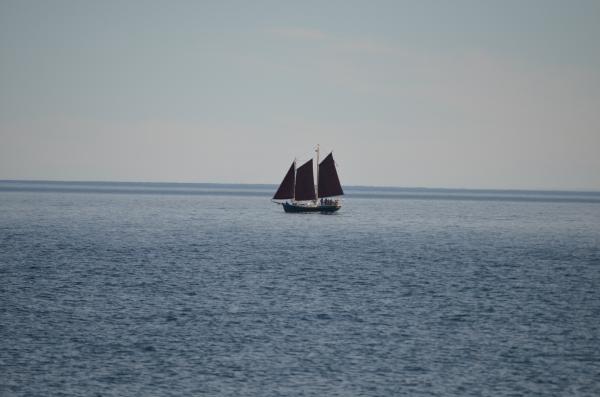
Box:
[1,178,599,195]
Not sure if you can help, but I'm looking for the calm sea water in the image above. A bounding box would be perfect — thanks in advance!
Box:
[1,181,599,396]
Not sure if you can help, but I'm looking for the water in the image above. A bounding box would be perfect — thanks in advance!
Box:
[1,182,599,396]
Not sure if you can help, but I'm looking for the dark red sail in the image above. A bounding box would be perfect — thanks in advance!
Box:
[318,153,344,197]
[273,161,295,200]
[294,159,316,201]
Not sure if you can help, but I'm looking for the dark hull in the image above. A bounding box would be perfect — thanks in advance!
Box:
[282,202,341,213]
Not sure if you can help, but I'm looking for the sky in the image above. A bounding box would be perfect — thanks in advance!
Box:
[1,0,599,190]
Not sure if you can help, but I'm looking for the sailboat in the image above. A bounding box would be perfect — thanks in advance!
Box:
[272,145,344,213]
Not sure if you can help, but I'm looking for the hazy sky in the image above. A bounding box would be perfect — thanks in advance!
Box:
[1,0,599,190]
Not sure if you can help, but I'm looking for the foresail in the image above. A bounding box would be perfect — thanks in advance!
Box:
[273,161,295,200]
[318,153,344,197]
[294,159,316,201]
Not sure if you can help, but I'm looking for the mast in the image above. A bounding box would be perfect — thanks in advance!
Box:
[315,144,320,201]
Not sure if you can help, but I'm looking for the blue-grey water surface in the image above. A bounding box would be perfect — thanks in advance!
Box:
[1,182,599,396]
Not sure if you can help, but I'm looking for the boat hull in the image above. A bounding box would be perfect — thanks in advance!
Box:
[282,202,341,213]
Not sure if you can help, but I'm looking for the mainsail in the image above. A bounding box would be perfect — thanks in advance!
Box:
[273,161,295,200]
[294,159,316,201]
[318,153,344,198]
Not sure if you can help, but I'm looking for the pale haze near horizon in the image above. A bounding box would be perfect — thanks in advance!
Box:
[1,1,599,190]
